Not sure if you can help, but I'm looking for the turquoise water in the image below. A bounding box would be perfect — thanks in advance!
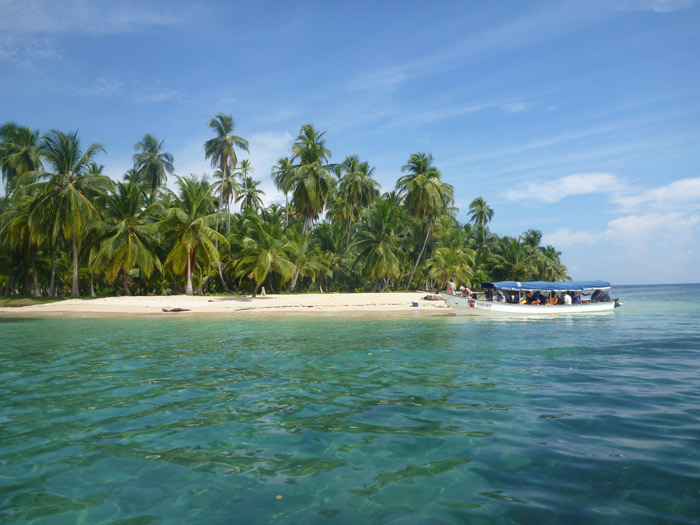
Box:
[1,285,699,523]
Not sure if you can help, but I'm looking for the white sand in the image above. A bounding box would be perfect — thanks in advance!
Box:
[0,292,452,317]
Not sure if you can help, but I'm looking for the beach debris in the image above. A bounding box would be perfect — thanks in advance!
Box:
[423,294,442,301]
[162,307,190,312]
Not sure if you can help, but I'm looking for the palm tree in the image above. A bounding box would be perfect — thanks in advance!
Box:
[290,124,335,232]
[396,152,453,290]
[156,175,227,295]
[333,155,380,245]
[0,123,43,200]
[92,182,162,295]
[235,176,265,212]
[286,222,330,292]
[204,114,249,217]
[468,197,493,226]
[233,212,295,296]
[21,130,111,297]
[133,134,174,202]
[353,199,404,291]
[489,236,536,281]
[271,156,295,226]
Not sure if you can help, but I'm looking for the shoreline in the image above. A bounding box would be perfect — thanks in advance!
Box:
[0,292,452,318]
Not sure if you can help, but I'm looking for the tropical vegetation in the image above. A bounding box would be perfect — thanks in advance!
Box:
[0,118,569,298]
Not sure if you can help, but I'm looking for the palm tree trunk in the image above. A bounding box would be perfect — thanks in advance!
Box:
[71,234,80,298]
[32,248,41,297]
[290,267,301,292]
[90,272,96,297]
[405,217,433,291]
[49,253,56,297]
[123,271,131,296]
[185,251,194,295]
[285,194,289,226]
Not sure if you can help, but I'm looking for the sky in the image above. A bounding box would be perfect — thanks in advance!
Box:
[1,0,698,285]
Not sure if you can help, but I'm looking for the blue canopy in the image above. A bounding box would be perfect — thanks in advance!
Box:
[481,280,611,292]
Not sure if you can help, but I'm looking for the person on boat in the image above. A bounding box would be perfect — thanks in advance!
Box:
[524,291,536,304]
[495,292,505,302]
[545,293,559,305]
[572,292,582,304]
[563,292,572,305]
[459,286,473,298]
[446,279,456,295]
[485,288,494,300]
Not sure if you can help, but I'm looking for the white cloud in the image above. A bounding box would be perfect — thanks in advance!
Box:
[503,172,622,202]
[613,177,700,213]
[542,228,599,247]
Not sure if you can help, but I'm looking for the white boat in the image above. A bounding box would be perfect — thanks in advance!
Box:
[440,280,621,317]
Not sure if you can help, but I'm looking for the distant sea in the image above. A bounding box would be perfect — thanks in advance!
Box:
[1,284,699,523]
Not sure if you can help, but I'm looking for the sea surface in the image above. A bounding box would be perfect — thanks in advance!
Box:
[1,284,699,524]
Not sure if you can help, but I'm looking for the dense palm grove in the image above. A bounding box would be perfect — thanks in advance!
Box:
[0,116,569,298]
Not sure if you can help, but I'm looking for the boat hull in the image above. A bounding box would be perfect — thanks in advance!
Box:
[440,293,616,317]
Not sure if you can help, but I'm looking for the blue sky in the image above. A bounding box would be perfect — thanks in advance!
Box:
[1,0,698,284]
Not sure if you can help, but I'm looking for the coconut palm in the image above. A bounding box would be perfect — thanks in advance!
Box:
[489,236,536,281]
[333,155,380,245]
[204,113,249,216]
[271,156,296,226]
[396,152,453,290]
[156,175,227,295]
[133,134,174,202]
[234,212,295,296]
[468,196,493,226]
[235,176,265,212]
[20,130,111,297]
[286,222,330,292]
[0,123,43,199]
[353,199,404,291]
[290,124,335,232]
[92,182,162,295]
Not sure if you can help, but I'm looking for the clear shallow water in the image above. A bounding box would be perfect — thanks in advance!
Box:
[1,284,699,524]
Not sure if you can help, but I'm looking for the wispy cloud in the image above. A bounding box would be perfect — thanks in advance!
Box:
[614,0,694,13]
[502,102,533,114]
[503,172,623,202]
[0,0,190,65]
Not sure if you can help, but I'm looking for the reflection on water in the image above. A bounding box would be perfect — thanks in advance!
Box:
[1,284,699,523]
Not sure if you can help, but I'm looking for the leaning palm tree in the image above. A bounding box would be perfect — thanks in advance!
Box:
[92,182,162,295]
[156,175,227,295]
[133,134,174,202]
[396,152,454,290]
[290,124,335,232]
[20,130,112,298]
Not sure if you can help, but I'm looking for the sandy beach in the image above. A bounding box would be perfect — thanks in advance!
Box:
[0,292,452,317]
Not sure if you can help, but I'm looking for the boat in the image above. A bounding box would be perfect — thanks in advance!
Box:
[440,280,621,317]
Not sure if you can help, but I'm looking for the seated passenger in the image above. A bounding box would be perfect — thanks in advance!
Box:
[525,291,535,304]
[545,293,559,305]
[563,292,572,305]
[572,292,582,304]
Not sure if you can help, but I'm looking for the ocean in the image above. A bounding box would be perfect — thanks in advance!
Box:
[1,284,699,523]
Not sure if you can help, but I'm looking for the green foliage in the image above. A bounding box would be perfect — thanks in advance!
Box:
[0,119,570,298]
